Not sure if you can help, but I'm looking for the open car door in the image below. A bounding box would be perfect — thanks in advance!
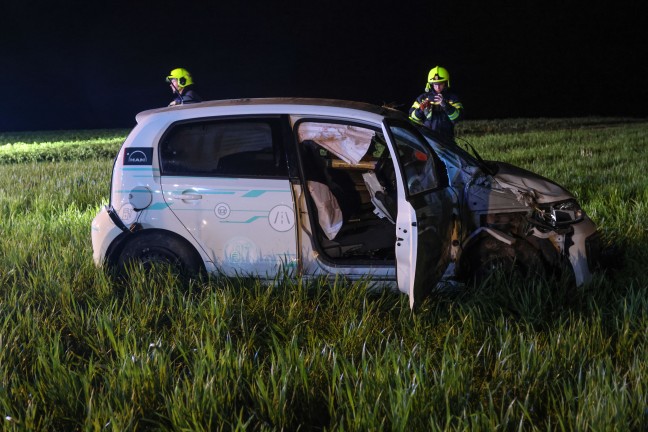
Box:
[384,122,455,309]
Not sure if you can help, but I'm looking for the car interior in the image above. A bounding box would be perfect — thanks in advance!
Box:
[297,124,397,262]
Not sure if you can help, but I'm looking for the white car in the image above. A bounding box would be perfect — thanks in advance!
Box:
[91,98,602,308]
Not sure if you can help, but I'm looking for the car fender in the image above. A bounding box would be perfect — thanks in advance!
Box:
[457,226,518,279]
[463,226,516,248]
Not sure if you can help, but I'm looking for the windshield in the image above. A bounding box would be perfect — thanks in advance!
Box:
[415,125,480,167]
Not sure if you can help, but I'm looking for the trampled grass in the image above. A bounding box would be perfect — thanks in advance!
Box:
[1,119,647,430]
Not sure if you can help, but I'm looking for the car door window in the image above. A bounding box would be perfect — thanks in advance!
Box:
[159,118,288,177]
[387,124,445,196]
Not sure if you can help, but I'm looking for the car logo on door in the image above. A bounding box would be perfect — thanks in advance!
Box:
[124,148,153,165]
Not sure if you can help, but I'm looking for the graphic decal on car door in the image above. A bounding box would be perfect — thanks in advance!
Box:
[158,118,298,276]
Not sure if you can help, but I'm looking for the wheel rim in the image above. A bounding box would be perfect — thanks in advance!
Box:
[136,247,181,271]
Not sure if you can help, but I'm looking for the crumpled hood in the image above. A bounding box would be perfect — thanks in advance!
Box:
[490,161,574,204]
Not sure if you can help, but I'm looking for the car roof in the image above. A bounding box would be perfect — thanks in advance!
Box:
[135,97,408,125]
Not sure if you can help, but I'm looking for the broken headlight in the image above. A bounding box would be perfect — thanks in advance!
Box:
[533,199,584,228]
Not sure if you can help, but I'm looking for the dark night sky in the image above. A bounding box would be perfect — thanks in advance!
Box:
[2,1,646,132]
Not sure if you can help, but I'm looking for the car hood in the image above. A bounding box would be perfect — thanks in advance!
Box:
[411,125,575,209]
[490,161,574,204]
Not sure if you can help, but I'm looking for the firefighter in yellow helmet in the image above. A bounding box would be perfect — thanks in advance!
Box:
[409,66,463,139]
[166,68,202,106]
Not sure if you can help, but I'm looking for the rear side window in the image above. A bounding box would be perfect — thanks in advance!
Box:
[159,118,288,177]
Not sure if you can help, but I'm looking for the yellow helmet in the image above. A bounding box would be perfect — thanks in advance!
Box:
[166,68,194,88]
[425,66,450,91]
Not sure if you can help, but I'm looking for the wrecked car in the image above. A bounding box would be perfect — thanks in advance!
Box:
[91,98,602,308]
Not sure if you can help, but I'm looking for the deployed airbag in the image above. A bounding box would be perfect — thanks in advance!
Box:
[307,181,343,240]
[298,123,374,164]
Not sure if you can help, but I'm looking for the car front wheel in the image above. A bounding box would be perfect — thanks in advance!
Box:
[463,237,546,284]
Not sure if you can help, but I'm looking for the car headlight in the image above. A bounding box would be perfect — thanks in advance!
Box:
[533,199,584,227]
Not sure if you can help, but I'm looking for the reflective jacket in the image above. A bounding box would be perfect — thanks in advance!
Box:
[409,90,463,139]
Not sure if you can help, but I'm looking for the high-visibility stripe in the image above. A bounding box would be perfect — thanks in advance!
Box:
[447,101,463,121]
[410,110,425,122]
[409,115,423,125]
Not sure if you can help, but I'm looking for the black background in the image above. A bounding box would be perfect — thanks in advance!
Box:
[2,1,646,132]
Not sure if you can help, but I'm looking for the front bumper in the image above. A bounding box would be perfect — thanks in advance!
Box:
[567,217,600,286]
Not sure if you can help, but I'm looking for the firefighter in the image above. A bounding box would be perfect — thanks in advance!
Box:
[166,68,202,106]
[409,66,463,139]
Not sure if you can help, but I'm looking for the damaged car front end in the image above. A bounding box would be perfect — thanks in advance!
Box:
[418,127,602,286]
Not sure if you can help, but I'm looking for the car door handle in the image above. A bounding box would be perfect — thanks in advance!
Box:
[171,193,203,200]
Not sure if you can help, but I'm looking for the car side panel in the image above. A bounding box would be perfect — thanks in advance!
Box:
[161,176,298,277]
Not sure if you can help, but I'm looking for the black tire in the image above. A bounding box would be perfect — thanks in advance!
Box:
[117,231,204,279]
[463,237,546,284]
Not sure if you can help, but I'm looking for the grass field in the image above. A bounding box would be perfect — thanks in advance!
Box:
[1,118,647,430]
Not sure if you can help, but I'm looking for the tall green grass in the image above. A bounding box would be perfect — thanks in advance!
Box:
[0,129,128,164]
[1,120,647,430]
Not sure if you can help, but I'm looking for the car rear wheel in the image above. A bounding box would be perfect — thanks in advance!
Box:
[117,231,204,279]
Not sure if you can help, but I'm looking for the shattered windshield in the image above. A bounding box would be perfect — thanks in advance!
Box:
[416,126,480,167]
